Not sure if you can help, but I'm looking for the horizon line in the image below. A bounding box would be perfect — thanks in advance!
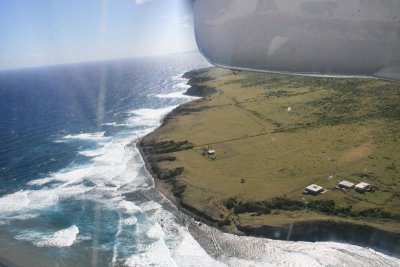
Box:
[0,49,200,72]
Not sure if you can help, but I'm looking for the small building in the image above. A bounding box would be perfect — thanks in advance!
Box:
[304,184,324,195]
[207,149,216,155]
[355,182,371,193]
[338,181,355,189]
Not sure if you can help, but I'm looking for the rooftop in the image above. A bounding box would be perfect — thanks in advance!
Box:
[207,149,216,154]
[305,184,323,192]
[338,181,355,188]
[355,182,370,189]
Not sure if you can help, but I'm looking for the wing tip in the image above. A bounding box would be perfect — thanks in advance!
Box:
[373,63,400,82]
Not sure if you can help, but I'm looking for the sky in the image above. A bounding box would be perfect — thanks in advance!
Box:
[0,0,197,70]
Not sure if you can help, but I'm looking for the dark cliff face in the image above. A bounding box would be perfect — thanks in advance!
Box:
[238,221,400,255]
[182,68,217,97]
[181,68,212,79]
[185,85,217,97]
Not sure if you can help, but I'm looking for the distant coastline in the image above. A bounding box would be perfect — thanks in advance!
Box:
[138,67,400,255]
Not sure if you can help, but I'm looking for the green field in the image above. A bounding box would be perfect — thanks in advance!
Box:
[142,68,400,233]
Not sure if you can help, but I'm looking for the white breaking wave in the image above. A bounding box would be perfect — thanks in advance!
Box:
[0,189,58,214]
[101,122,127,127]
[173,83,190,91]
[126,106,178,128]
[152,92,199,99]
[0,190,30,213]
[0,214,39,226]
[146,222,164,239]
[125,238,177,267]
[15,225,79,248]
[118,200,142,214]
[121,217,137,226]
[173,232,226,267]
[78,149,103,158]
[35,225,79,247]
[63,131,107,141]
[1,214,39,220]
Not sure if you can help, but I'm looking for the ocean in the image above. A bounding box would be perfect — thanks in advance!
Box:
[0,53,398,267]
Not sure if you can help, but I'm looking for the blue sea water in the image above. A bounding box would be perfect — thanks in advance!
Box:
[0,53,210,266]
[0,54,206,194]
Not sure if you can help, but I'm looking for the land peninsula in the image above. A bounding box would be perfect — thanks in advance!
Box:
[139,68,400,253]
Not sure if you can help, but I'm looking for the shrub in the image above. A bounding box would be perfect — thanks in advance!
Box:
[357,208,400,221]
[143,140,194,154]
[217,218,231,227]
[172,185,186,198]
[224,197,344,216]
[308,200,336,214]
[225,198,238,210]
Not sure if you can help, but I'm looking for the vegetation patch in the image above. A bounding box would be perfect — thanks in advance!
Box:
[142,140,193,154]
[171,185,186,198]
[150,164,184,180]
[225,197,400,221]
[185,85,217,97]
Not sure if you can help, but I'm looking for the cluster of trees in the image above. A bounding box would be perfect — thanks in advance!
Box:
[185,85,216,97]
[150,164,184,180]
[225,197,305,215]
[171,185,186,198]
[141,140,192,199]
[217,218,231,227]
[225,197,399,221]
[358,208,400,221]
[143,140,193,154]
[149,155,176,163]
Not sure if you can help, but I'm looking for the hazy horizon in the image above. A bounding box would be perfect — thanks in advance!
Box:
[0,0,197,70]
[0,49,201,71]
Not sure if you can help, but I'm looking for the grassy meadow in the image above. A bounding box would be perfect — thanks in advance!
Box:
[142,68,400,232]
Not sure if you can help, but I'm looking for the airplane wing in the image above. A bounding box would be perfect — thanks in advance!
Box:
[193,0,400,81]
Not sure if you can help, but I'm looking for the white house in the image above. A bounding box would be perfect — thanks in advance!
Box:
[207,149,216,155]
[355,182,371,193]
[338,181,355,189]
[304,184,324,195]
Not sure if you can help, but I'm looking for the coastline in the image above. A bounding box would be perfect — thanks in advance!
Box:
[137,68,400,256]
[137,71,221,226]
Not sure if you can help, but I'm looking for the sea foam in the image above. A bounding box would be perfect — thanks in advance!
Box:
[63,131,107,141]
[126,106,178,128]
[121,217,138,226]
[125,238,177,267]
[152,92,197,99]
[35,225,79,247]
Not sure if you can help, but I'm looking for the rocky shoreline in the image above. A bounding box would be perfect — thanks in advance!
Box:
[137,69,221,225]
[238,221,400,255]
[137,68,400,256]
